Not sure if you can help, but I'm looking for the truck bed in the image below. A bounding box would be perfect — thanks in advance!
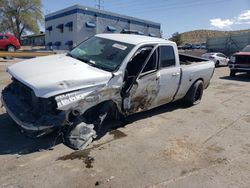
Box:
[174,53,215,101]
[179,53,209,65]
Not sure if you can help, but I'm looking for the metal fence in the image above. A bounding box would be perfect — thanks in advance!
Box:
[207,32,250,56]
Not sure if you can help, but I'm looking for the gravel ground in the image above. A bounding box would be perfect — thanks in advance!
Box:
[0,58,250,188]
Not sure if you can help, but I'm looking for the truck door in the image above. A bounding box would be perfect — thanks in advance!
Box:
[122,46,160,114]
[156,45,181,106]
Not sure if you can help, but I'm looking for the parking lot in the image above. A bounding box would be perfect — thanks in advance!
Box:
[0,59,250,188]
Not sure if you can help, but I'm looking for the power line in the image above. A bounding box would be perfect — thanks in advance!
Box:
[122,0,229,14]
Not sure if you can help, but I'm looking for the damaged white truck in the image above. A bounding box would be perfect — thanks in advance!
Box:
[1,34,215,150]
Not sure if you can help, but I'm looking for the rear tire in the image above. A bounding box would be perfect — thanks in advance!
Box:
[7,45,16,52]
[215,61,220,67]
[5,45,16,59]
[184,80,204,106]
[230,70,236,77]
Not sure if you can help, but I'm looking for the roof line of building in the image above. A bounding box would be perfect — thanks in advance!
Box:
[45,4,161,29]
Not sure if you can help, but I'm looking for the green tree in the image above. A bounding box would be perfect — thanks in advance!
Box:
[170,32,182,46]
[0,0,43,40]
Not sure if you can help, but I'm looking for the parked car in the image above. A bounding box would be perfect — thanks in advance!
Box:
[200,43,207,49]
[1,34,215,150]
[201,52,229,67]
[192,44,201,49]
[0,34,21,51]
[229,45,250,77]
[182,43,193,50]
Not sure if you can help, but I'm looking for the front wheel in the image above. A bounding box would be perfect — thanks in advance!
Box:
[63,122,97,150]
[184,80,204,106]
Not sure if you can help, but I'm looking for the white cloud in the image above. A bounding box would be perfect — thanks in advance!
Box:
[210,18,234,29]
[238,10,250,21]
[210,9,250,29]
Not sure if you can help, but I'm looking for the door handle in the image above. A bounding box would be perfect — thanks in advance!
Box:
[172,72,180,76]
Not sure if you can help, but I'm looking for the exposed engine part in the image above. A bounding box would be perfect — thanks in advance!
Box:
[63,122,97,150]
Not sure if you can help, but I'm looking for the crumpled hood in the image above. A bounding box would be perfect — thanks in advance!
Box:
[7,54,112,98]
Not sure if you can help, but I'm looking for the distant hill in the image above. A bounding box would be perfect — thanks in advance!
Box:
[178,29,250,44]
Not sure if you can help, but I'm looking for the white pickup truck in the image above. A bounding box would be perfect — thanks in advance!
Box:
[1,34,215,150]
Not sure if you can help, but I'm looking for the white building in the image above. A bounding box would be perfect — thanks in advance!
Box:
[45,4,161,50]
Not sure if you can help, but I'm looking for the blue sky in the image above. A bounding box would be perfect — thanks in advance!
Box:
[42,0,250,38]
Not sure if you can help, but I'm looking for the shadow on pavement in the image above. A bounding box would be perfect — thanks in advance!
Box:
[97,100,189,139]
[0,113,61,155]
[220,73,250,82]
[0,100,188,155]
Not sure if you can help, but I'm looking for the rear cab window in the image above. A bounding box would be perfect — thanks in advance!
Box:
[159,46,176,68]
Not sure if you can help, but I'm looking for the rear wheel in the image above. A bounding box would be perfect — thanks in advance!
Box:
[215,61,220,67]
[230,70,236,77]
[184,80,204,106]
[5,45,16,59]
[7,45,16,52]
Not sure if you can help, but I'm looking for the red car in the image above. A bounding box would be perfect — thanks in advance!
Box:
[229,45,250,77]
[0,34,21,51]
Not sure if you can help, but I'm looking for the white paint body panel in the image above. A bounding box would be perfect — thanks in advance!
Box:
[6,34,214,114]
[7,54,112,98]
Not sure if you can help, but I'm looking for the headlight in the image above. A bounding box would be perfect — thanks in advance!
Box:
[230,56,236,63]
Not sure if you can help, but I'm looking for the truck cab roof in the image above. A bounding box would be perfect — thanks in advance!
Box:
[96,34,174,45]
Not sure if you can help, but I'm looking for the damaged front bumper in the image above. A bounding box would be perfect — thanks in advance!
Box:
[1,86,66,137]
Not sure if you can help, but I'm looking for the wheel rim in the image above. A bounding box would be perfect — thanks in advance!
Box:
[194,85,202,102]
[8,46,15,52]
[215,61,219,67]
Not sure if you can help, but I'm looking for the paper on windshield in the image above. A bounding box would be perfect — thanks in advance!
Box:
[112,43,127,50]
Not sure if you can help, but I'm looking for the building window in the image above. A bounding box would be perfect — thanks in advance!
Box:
[138,31,144,35]
[86,21,96,28]
[46,26,53,35]
[56,24,64,33]
[65,22,73,32]
[46,26,53,31]
[47,42,53,50]
[54,41,61,49]
[47,42,52,46]
[107,26,116,32]
[149,33,156,37]
[65,41,73,50]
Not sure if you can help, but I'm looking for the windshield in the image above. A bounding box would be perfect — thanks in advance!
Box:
[242,45,250,52]
[68,36,134,72]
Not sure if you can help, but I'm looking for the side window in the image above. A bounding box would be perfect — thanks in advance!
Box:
[160,46,176,68]
[126,47,153,76]
[218,53,226,58]
[142,50,157,73]
[3,36,8,39]
[0,36,3,40]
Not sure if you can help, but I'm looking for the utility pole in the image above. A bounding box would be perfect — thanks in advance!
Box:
[96,0,103,10]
